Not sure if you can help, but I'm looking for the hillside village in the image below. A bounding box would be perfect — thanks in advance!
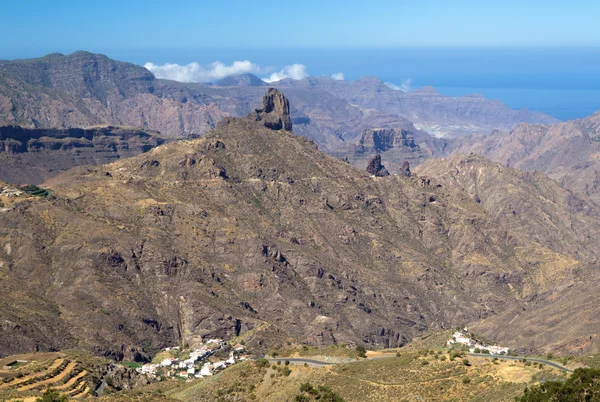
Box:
[447,329,510,355]
[137,339,249,380]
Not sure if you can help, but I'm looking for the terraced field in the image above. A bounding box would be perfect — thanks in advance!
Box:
[0,356,92,400]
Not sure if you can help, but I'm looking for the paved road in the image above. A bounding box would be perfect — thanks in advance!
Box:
[264,357,338,367]
[466,353,573,372]
[262,354,573,372]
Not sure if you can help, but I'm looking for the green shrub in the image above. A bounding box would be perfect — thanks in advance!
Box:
[254,358,269,368]
[462,359,470,366]
[462,376,471,384]
[35,388,68,402]
[296,382,344,402]
[356,345,367,358]
[518,368,600,401]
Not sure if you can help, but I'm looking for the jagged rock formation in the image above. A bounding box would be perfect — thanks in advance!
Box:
[401,161,411,177]
[366,154,389,177]
[359,128,416,152]
[0,125,165,183]
[253,88,292,131]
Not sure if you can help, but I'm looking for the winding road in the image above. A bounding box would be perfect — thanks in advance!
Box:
[263,353,574,372]
[466,353,573,372]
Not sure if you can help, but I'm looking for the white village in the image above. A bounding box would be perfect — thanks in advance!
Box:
[447,329,510,355]
[136,338,249,380]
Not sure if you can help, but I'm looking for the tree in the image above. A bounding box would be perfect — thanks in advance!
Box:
[517,368,600,401]
[36,388,68,402]
[356,345,367,358]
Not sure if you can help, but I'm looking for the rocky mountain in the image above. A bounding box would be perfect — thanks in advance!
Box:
[1,90,599,360]
[0,125,165,184]
[338,127,443,174]
[448,112,600,203]
[0,51,558,158]
[275,76,560,137]
[0,52,227,138]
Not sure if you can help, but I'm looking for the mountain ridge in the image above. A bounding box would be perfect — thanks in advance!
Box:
[1,89,599,360]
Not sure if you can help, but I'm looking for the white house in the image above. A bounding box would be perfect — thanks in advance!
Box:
[200,363,212,377]
[161,359,173,367]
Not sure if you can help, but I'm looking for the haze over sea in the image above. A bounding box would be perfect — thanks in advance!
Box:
[7,47,599,121]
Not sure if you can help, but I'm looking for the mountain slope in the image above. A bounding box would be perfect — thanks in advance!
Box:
[1,90,598,360]
[449,112,600,203]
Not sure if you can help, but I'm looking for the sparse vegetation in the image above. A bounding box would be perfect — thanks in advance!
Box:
[295,382,345,402]
[35,388,68,402]
[518,368,600,401]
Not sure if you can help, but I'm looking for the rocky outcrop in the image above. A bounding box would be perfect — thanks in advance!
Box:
[366,154,390,177]
[401,161,411,177]
[253,88,292,131]
[359,128,416,152]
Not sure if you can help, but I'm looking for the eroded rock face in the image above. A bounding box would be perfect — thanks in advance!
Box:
[254,88,292,131]
[359,128,416,152]
[0,125,165,184]
[402,161,411,177]
[366,154,390,177]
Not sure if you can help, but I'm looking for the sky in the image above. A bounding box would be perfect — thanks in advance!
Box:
[1,0,600,56]
[2,0,600,121]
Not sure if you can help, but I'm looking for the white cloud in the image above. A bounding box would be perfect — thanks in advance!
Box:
[384,82,401,90]
[262,64,309,83]
[384,78,414,92]
[331,72,345,80]
[144,60,260,83]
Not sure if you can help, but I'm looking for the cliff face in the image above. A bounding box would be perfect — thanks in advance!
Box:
[359,128,416,152]
[0,125,165,184]
[1,91,600,360]
[0,52,228,138]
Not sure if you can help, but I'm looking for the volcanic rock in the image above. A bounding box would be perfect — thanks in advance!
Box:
[401,161,411,177]
[253,88,292,131]
[366,154,390,177]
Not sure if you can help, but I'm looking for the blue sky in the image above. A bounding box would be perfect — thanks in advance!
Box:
[1,0,600,56]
